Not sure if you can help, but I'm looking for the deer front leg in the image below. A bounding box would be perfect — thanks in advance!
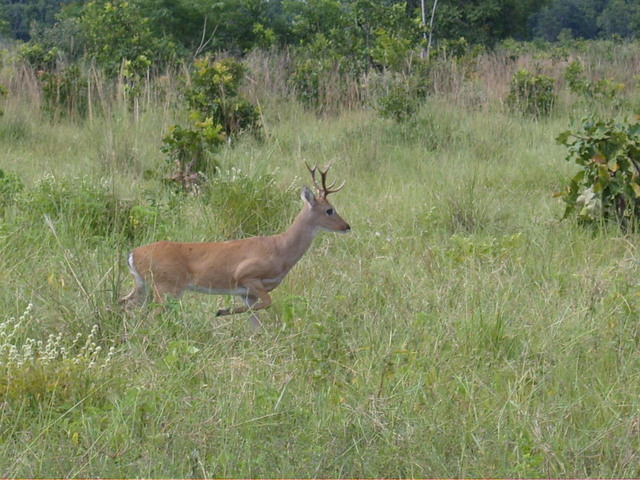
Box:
[216,279,272,317]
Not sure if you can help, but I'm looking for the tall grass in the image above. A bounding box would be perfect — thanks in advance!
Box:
[1,43,640,477]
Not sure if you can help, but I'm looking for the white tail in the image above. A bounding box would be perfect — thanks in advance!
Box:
[120,164,350,330]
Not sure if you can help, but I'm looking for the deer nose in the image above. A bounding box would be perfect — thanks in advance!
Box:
[343,223,351,233]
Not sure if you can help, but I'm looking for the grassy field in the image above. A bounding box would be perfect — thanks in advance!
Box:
[2,46,640,477]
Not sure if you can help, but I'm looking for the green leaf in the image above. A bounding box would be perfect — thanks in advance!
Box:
[556,130,572,145]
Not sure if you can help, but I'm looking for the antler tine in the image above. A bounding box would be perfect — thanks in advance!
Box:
[305,161,345,197]
[326,179,346,195]
[318,162,345,197]
[305,161,323,195]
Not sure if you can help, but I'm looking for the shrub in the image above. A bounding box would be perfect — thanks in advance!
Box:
[556,116,640,229]
[507,69,556,117]
[16,42,61,71]
[78,0,174,78]
[289,36,359,112]
[184,56,261,138]
[290,55,332,109]
[375,82,419,122]
[161,56,261,193]
[40,64,90,119]
[124,203,171,243]
[373,76,429,123]
[160,119,224,194]
[564,60,624,102]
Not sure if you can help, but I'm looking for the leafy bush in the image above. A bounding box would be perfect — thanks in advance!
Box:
[289,35,359,112]
[16,42,61,71]
[370,27,413,73]
[22,176,117,236]
[290,54,332,109]
[375,82,419,122]
[556,116,640,229]
[40,64,89,119]
[184,56,261,138]
[564,60,624,102]
[161,56,260,193]
[373,74,429,122]
[507,69,556,117]
[78,0,175,77]
[160,119,224,194]
[204,169,296,238]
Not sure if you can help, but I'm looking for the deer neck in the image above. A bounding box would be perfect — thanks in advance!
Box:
[277,207,320,265]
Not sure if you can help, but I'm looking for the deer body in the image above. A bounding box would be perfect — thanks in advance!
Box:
[121,166,349,330]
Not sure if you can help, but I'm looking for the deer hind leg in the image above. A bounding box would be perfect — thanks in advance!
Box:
[151,277,187,305]
[120,253,147,309]
[119,284,146,309]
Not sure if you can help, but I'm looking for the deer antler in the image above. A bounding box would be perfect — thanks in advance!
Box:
[306,161,346,198]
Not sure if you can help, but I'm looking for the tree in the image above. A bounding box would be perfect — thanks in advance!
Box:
[426,0,550,46]
[597,0,640,38]
[78,0,176,76]
[0,0,76,41]
[535,0,640,41]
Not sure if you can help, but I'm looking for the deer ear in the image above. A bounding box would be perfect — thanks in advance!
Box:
[301,185,316,207]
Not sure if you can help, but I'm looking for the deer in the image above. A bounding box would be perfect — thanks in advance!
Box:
[120,164,350,330]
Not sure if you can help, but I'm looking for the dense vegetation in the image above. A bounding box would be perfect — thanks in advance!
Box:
[3,0,640,478]
[4,0,640,57]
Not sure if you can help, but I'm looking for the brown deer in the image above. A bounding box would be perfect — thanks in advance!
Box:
[120,164,350,330]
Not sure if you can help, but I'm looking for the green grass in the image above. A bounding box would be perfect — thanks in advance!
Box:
[2,56,640,477]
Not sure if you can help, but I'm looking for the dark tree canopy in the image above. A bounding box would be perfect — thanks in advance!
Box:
[1,0,638,55]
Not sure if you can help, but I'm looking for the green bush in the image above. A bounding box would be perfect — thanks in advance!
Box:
[16,42,61,71]
[161,56,261,193]
[375,83,419,122]
[40,64,89,119]
[374,78,429,123]
[160,119,224,194]
[289,35,356,111]
[370,66,430,123]
[507,69,556,117]
[124,203,171,243]
[556,116,640,229]
[564,60,624,102]
[290,55,329,109]
[78,0,175,78]
[184,56,261,138]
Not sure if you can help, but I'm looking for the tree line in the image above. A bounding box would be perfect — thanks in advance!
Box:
[2,0,638,57]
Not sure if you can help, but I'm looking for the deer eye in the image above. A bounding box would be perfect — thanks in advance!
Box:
[326,208,334,215]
